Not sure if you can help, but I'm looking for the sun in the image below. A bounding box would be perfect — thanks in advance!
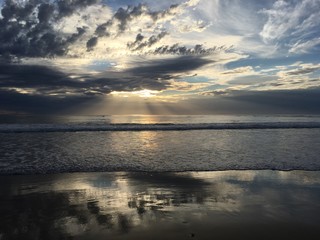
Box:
[111,89,159,98]
[134,89,158,98]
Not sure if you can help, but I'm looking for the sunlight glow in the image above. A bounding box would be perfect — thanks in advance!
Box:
[111,89,159,98]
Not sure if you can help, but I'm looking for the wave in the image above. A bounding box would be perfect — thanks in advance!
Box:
[1,122,320,133]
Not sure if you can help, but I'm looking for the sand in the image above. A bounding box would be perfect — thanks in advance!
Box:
[1,170,320,239]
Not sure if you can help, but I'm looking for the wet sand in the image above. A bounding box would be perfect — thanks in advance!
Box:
[1,170,320,239]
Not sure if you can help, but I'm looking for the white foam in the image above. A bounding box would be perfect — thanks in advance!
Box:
[1,122,320,133]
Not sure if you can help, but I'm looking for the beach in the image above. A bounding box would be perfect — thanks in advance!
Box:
[1,115,320,239]
[1,170,320,239]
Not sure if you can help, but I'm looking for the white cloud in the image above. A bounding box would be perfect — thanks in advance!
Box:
[222,66,254,75]
[182,0,320,57]
[190,1,278,57]
[197,0,265,36]
[54,5,113,35]
[289,38,320,54]
[260,0,320,53]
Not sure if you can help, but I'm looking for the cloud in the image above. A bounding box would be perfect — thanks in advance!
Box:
[68,27,86,43]
[0,63,107,96]
[87,0,201,51]
[222,66,254,75]
[200,90,230,96]
[0,62,170,96]
[286,66,320,76]
[128,56,213,75]
[228,88,320,113]
[289,38,320,54]
[1,0,319,115]
[188,0,320,57]
[0,0,209,58]
[91,3,180,40]
[0,53,215,113]
[187,88,320,114]
[86,36,98,51]
[37,2,55,23]
[94,20,112,37]
[126,33,144,48]
[227,75,276,86]
[128,31,168,51]
[0,0,99,58]
[57,0,100,18]
[260,0,320,53]
[153,44,229,56]
[0,88,99,114]
[273,63,320,79]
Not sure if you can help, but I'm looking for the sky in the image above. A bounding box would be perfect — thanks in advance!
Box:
[0,0,320,115]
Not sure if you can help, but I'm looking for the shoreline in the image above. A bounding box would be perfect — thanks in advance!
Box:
[1,170,320,239]
[1,168,320,177]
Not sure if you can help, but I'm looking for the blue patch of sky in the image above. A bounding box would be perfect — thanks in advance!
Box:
[180,76,210,83]
[86,60,115,72]
[102,0,184,11]
[310,71,320,78]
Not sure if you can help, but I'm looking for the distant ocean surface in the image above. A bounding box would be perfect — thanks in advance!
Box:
[1,115,320,175]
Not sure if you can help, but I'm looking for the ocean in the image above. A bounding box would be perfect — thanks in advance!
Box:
[1,115,320,239]
[1,114,320,175]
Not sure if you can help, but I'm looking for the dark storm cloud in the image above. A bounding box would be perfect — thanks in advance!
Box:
[0,63,167,95]
[0,63,111,90]
[90,3,181,50]
[37,2,54,23]
[193,88,320,114]
[128,56,213,75]
[0,62,158,113]
[86,36,98,51]
[0,54,214,113]
[68,27,86,43]
[56,0,99,18]
[128,32,168,51]
[95,20,112,37]
[127,33,144,48]
[230,89,320,113]
[113,5,138,32]
[153,44,229,55]
[0,88,99,114]
[100,3,178,33]
[89,56,213,92]
[0,0,97,58]
[0,0,203,56]
[93,3,148,38]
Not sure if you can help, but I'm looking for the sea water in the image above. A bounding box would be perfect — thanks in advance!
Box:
[1,115,320,239]
[1,115,320,174]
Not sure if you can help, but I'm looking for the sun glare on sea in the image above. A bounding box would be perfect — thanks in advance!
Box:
[111,89,159,98]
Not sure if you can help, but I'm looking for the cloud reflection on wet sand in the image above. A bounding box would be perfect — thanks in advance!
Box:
[1,170,320,239]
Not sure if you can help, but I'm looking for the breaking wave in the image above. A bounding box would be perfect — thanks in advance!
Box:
[1,122,320,133]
